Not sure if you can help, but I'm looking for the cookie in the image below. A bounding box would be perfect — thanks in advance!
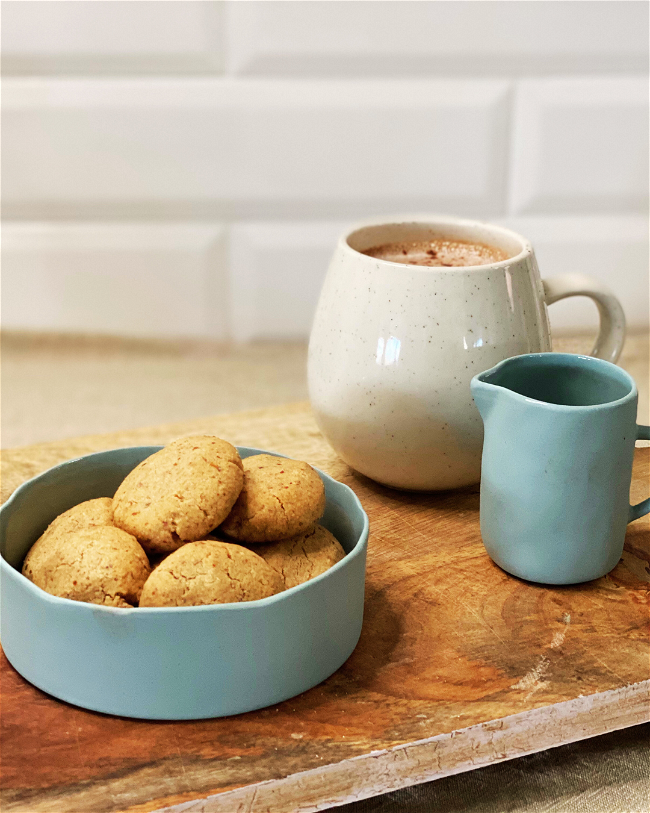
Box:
[139,540,285,607]
[35,497,114,545]
[22,526,150,608]
[112,435,244,554]
[252,525,345,589]
[220,454,326,542]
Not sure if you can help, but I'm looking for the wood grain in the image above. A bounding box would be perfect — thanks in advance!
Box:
[1,403,648,813]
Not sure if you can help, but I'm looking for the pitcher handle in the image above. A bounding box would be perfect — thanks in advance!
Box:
[629,425,650,522]
[543,274,626,364]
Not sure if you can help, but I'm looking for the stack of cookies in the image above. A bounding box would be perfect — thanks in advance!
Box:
[22,436,346,608]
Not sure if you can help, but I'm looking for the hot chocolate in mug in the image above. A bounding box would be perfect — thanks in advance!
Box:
[308,216,626,490]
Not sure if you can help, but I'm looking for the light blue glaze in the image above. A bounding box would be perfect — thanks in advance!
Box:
[0,447,368,719]
[471,353,649,585]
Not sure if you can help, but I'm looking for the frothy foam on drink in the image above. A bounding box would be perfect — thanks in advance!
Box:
[363,239,508,267]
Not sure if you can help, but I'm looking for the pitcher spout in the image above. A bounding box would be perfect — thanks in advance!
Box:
[470,376,499,421]
[471,356,524,419]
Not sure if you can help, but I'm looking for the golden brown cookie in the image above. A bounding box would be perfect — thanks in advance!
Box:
[139,540,284,607]
[22,526,150,608]
[112,435,244,554]
[251,525,345,589]
[220,454,325,543]
[35,497,114,545]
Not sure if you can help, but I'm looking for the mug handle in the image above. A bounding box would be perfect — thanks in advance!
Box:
[629,425,650,522]
[543,274,626,364]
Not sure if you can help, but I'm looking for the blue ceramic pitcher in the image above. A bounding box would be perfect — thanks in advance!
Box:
[471,353,649,584]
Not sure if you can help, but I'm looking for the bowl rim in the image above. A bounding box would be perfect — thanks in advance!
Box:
[0,445,369,615]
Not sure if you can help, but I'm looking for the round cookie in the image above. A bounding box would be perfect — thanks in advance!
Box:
[251,525,345,589]
[139,540,285,607]
[112,435,244,554]
[220,454,325,543]
[22,526,150,608]
[36,497,114,545]
[24,498,116,573]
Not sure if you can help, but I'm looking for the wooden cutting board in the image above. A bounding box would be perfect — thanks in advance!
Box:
[2,402,649,813]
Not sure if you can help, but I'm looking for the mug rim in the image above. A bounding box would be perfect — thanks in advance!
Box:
[340,215,532,271]
[474,352,638,411]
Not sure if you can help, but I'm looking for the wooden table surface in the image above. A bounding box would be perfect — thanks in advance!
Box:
[2,403,649,813]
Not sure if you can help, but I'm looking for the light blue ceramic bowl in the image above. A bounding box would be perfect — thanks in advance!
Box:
[0,446,368,719]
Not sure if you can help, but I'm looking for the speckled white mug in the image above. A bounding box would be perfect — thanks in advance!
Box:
[308,216,626,490]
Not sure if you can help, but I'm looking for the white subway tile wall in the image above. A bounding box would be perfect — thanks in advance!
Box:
[229,222,348,342]
[1,79,511,218]
[226,1,649,76]
[1,1,648,339]
[1,1,225,74]
[509,78,649,214]
[1,224,228,338]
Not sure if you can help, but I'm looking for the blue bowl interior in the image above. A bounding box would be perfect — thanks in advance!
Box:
[2,446,365,573]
